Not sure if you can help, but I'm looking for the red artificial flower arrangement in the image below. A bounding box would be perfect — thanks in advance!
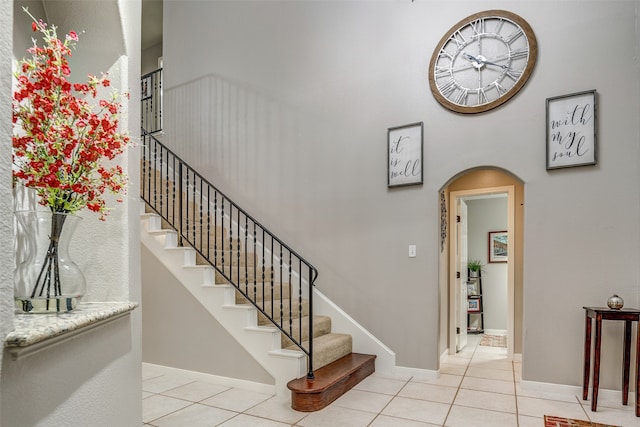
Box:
[12,7,130,220]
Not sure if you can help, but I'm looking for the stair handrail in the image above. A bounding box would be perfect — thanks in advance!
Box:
[141,128,318,379]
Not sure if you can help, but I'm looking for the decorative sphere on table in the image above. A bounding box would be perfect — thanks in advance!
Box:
[607,294,624,310]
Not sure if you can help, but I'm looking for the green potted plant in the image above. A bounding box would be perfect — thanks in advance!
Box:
[467,259,485,279]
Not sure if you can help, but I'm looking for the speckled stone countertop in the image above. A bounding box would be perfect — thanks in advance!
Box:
[4,301,138,349]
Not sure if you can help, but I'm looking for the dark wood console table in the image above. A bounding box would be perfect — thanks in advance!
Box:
[582,306,640,416]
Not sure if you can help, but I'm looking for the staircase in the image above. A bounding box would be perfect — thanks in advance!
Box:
[140,129,377,410]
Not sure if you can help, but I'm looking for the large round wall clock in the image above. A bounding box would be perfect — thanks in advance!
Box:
[428,10,538,114]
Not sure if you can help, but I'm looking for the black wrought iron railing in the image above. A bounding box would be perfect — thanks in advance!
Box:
[141,129,318,379]
[141,68,162,134]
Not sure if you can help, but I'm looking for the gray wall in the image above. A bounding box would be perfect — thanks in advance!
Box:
[142,42,162,75]
[161,0,640,389]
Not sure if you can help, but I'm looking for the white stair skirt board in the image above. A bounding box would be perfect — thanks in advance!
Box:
[313,288,396,374]
[140,212,306,397]
[140,206,394,395]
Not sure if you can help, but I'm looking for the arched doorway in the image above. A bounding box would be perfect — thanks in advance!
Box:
[438,167,524,361]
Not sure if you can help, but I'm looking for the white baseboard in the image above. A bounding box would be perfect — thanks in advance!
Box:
[143,362,276,395]
[520,379,633,403]
[394,365,439,380]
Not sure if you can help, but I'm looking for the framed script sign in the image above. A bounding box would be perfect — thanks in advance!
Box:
[388,122,423,187]
[546,90,597,170]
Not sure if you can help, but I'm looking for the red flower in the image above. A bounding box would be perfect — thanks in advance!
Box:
[12,8,129,218]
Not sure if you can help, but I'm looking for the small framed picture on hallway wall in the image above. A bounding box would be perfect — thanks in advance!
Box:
[388,122,423,187]
[488,231,508,263]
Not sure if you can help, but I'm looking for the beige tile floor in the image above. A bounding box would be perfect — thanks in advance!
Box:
[143,335,638,426]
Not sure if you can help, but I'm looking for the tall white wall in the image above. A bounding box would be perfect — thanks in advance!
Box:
[2,1,142,425]
[162,0,640,389]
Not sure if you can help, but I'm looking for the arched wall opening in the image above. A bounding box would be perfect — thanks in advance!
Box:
[438,167,525,360]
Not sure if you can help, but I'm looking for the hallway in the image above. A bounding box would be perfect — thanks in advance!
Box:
[143,335,635,426]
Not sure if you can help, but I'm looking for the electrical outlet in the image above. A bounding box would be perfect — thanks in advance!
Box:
[409,245,417,258]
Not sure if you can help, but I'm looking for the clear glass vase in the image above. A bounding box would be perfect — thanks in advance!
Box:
[14,211,86,313]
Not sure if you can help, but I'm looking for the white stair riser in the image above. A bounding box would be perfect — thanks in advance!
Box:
[141,213,307,396]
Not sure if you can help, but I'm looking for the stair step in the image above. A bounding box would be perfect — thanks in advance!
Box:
[196,250,258,267]
[142,199,361,400]
[287,353,376,412]
[287,332,352,370]
[257,299,310,325]
[281,315,332,348]
[235,282,292,305]
[215,266,274,284]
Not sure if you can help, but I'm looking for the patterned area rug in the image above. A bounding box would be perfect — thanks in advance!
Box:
[479,334,507,347]
[544,415,620,427]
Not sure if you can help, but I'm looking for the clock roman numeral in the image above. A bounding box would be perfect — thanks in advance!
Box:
[454,89,468,105]
[470,18,485,37]
[449,30,466,49]
[434,65,452,78]
[505,28,524,44]
[493,82,507,96]
[509,48,529,60]
[505,68,523,80]
[494,19,505,36]
[438,79,457,97]
[438,49,454,60]
[478,88,488,105]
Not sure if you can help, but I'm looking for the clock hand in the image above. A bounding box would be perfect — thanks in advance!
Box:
[483,60,508,69]
[462,52,480,62]
[463,52,508,69]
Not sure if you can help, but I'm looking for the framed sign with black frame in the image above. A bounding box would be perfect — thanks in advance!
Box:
[388,122,423,187]
[546,90,597,170]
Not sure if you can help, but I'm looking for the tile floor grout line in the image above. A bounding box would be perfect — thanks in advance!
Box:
[513,359,521,427]
[575,394,594,423]
[147,400,199,426]
[441,335,478,426]
[364,375,414,427]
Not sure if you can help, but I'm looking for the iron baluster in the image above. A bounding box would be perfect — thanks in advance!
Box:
[138,130,318,379]
[206,187,210,260]
[244,215,249,297]
[214,192,218,267]
[191,171,196,246]
[220,198,225,269]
